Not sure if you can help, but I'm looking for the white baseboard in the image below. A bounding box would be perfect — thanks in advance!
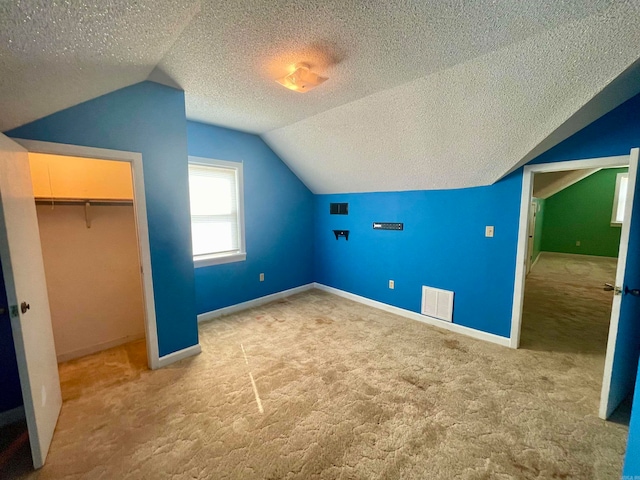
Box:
[57,333,145,363]
[313,283,511,348]
[542,251,618,260]
[157,344,202,368]
[197,283,314,323]
[0,406,25,428]
[531,252,542,270]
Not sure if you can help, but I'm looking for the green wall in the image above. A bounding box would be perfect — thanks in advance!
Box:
[540,167,627,257]
[532,198,546,263]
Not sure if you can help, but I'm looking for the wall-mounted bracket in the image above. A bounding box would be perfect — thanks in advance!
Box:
[373,222,403,230]
[333,230,349,241]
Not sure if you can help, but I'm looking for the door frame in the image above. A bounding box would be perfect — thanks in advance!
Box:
[525,200,537,275]
[510,154,630,350]
[14,139,160,370]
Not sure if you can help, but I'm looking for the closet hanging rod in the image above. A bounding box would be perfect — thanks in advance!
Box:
[34,198,134,206]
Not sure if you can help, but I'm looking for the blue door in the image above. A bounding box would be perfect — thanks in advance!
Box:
[600,147,640,418]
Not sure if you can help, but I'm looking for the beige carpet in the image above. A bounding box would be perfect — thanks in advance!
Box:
[4,254,629,479]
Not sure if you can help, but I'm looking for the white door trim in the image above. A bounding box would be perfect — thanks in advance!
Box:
[510,154,630,350]
[12,139,160,370]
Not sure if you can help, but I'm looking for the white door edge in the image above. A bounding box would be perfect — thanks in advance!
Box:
[12,139,161,370]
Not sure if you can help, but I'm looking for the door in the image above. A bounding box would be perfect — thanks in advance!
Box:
[0,134,61,467]
[526,201,537,274]
[600,147,640,419]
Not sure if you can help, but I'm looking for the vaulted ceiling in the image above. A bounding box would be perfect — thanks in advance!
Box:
[1,1,640,193]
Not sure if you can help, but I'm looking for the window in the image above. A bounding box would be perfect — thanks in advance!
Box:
[611,172,629,226]
[188,158,245,267]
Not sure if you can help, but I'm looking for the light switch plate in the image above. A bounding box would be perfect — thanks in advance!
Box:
[389,280,395,289]
[485,226,494,238]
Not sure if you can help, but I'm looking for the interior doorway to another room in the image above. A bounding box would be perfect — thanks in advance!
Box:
[512,151,640,423]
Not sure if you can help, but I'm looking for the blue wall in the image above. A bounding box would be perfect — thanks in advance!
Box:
[314,173,522,338]
[625,364,640,476]
[187,121,314,313]
[0,259,23,413]
[5,82,198,357]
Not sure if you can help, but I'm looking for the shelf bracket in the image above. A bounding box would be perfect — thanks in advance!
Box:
[84,201,91,228]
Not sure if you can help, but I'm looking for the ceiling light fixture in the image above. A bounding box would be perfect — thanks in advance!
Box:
[276,63,328,93]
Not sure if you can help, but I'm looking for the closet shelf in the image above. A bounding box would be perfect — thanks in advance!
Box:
[34,197,133,206]
[34,198,134,228]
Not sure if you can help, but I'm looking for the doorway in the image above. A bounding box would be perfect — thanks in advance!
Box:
[15,139,160,369]
[29,152,147,363]
[0,138,159,471]
[510,151,640,420]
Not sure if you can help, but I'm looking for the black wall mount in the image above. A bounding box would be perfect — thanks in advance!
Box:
[373,222,403,231]
[333,230,349,240]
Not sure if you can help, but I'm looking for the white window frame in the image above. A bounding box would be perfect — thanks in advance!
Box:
[611,172,629,227]
[188,156,246,268]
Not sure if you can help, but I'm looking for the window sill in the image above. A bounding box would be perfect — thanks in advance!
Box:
[194,252,246,268]
[611,222,622,227]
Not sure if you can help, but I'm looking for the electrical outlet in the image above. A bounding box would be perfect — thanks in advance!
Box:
[576,241,581,247]
[389,280,394,289]
[485,226,494,238]
[259,273,264,282]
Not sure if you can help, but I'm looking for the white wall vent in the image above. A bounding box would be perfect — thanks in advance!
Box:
[421,286,454,322]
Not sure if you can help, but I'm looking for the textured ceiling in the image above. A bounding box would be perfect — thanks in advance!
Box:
[154,0,615,134]
[0,0,201,132]
[264,2,640,193]
[2,1,640,193]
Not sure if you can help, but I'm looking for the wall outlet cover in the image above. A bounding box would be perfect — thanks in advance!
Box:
[389,280,395,289]
[485,226,494,237]
[259,273,264,282]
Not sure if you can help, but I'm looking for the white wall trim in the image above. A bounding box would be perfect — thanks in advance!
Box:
[0,406,26,428]
[540,251,619,260]
[510,154,630,350]
[198,283,314,323]
[157,344,202,368]
[188,156,246,264]
[12,139,162,370]
[56,334,145,364]
[314,283,511,347]
[530,251,543,271]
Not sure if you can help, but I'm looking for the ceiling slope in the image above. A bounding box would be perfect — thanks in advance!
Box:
[153,0,612,134]
[0,0,201,132]
[263,2,640,194]
[533,169,600,199]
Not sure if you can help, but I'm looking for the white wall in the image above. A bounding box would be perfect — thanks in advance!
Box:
[36,204,145,362]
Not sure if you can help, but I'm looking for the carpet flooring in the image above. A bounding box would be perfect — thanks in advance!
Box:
[2,253,629,479]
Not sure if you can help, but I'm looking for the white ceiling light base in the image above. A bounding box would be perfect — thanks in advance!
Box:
[276,64,328,93]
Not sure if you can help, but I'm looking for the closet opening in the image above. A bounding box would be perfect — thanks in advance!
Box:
[29,152,150,377]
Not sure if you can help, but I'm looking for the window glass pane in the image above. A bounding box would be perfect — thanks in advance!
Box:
[191,221,234,256]
[616,175,628,223]
[188,174,234,216]
[188,162,242,257]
